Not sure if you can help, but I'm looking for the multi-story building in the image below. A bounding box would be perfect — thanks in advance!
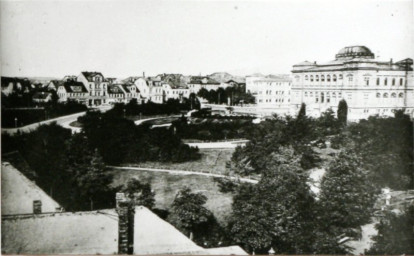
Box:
[162,83,190,102]
[188,76,221,94]
[245,75,292,115]
[77,71,109,106]
[291,46,413,120]
[57,80,89,104]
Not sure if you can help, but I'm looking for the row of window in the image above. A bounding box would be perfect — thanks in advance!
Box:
[304,74,342,82]
[301,74,406,86]
[90,84,106,90]
[254,82,288,86]
[67,93,86,98]
[376,92,404,98]
[260,90,286,95]
[258,98,289,103]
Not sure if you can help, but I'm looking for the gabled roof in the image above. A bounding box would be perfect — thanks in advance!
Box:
[62,80,88,93]
[81,71,104,82]
[1,162,61,215]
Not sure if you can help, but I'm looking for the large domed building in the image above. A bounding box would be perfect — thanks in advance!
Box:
[291,46,413,120]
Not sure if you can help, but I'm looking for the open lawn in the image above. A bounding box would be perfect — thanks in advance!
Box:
[110,168,234,224]
[123,148,234,175]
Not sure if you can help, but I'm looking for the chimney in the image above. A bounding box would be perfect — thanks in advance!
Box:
[33,200,42,214]
[390,58,393,67]
[143,72,145,78]
[116,193,134,255]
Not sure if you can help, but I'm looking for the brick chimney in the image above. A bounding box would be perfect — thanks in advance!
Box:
[143,72,145,78]
[33,200,42,214]
[116,193,134,254]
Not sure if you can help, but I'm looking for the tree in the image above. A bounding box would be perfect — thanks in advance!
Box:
[318,151,376,239]
[366,206,414,255]
[121,178,155,209]
[229,147,317,254]
[168,187,213,241]
[298,103,306,118]
[66,134,115,210]
[337,99,348,126]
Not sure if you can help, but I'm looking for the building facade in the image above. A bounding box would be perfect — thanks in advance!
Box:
[291,46,414,120]
[77,72,109,106]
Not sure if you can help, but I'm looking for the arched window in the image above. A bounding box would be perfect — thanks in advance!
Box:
[391,93,396,98]
[376,93,381,98]
[305,75,309,81]
[384,78,388,86]
[332,92,336,98]
[327,75,331,82]
[321,75,325,82]
[376,78,380,86]
[400,78,403,86]
[333,75,337,82]
[339,74,343,80]
[310,75,314,82]
[383,93,388,98]
[392,78,395,86]
[321,92,325,103]
[399,93,404,98]
[316,75,319,82]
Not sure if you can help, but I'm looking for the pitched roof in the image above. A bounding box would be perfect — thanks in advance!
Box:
[1,151,37,180]
[81,71,104,82]
[1,162,61,215]
[48,80,65,89]
[1,206,204,255]
[107,84,125,94]
[62,80,88,93]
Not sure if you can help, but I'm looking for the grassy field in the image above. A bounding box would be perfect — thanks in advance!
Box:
[123,148,234,175]
[110,168,234,224]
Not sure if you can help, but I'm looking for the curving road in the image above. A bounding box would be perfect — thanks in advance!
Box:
[2,106,112,135]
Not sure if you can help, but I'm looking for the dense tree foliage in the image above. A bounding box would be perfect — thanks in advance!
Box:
[337,99,348,126]
[318,151,377,239]
[229,147,347,254]
[338,110,413,189]
[168,187,214,241]
[78,110,200,165]
[172,116,254,141]
[121,178,155,210]
[107,98,199,118]
[197,87,255,105]
[2,125,115,211]
[367,206,414,255]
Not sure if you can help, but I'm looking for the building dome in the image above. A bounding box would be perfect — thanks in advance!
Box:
[335,46,375,59]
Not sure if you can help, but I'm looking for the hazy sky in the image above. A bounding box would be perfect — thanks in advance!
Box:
[1,0,413,78]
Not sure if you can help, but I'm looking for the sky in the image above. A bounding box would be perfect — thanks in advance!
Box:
[1,0,413,78]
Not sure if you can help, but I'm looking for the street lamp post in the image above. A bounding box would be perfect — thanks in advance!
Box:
[14,117,18,128]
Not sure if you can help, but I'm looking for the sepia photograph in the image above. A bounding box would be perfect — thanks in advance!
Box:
[1,0,413,255]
